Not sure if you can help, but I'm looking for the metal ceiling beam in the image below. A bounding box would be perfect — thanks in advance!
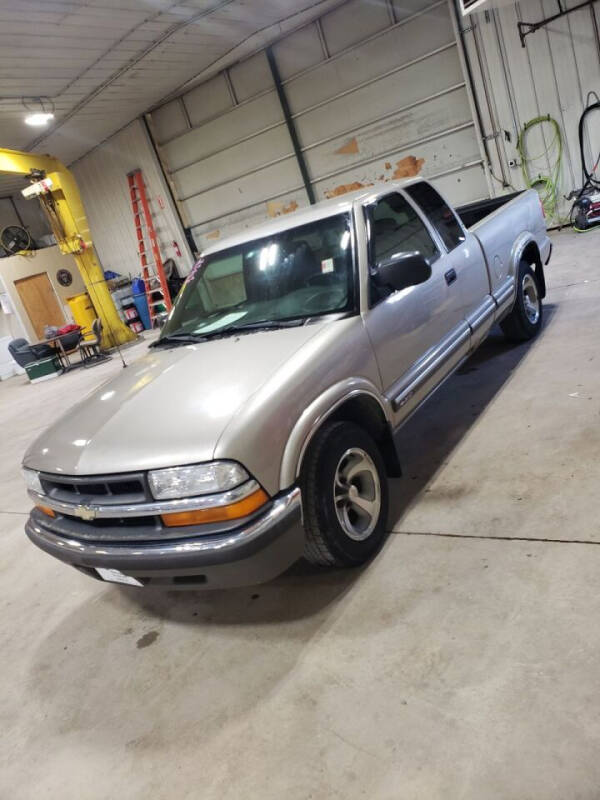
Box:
[265,46,316,206]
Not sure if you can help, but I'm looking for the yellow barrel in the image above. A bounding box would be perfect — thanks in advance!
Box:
[67,292,97,340]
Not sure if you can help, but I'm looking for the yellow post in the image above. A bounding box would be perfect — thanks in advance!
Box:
[0,147,135,347]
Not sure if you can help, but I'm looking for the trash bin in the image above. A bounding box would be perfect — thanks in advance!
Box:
[67,293,96,339]
[132,278,151,330]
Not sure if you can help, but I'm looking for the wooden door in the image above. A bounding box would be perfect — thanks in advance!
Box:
[14,272,65,340]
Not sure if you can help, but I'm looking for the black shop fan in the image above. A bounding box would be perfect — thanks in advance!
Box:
[0,225,31,255]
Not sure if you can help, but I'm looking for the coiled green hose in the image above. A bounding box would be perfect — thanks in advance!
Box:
[516,115,563,224]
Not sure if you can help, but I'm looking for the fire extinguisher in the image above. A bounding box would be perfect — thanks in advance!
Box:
[172,240,182,258]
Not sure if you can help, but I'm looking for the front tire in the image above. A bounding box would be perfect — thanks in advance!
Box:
[300,421,389,567]
[500,260,543,341]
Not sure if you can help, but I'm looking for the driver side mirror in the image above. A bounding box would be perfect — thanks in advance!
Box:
[372,251,431,293]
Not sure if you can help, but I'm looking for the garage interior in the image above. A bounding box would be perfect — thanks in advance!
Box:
[1,0,599,796]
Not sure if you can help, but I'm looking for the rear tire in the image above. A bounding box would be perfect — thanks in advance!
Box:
[500,260,543,342]
[300,420,389,567]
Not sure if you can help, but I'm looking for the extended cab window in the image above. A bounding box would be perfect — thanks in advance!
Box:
[405,182,465,251]
[370,192,439,266]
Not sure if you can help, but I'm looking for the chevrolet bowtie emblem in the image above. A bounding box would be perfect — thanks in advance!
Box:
[75,505,96,521]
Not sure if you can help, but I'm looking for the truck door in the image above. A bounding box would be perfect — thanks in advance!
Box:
[364,191,469,423]
[405,181,494,347]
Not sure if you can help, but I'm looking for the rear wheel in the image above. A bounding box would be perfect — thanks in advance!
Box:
[500,260,543,341]
[300,421,389,567]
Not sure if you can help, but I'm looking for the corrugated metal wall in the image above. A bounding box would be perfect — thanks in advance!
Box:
[149,0,490,251]
[462,0,600,220]
[72,119,194,278]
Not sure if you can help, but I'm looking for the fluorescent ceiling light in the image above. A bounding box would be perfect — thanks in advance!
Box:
[24,112,54,126]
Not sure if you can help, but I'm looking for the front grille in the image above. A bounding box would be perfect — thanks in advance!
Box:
[39,470,149,506]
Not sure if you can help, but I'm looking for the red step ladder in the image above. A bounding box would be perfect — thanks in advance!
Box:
[127,169,172,328]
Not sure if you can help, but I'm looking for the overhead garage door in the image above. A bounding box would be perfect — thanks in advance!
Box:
[149,0,489,252]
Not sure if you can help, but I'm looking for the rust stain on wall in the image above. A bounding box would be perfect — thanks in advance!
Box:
[335,137,359,156]
[385,162,392,170]
[267,200,299,217]
[205,229,220,240]
[392,156,425,179]
[324,181,372,199]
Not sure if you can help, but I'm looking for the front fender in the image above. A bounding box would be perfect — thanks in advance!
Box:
[279,378,391,490]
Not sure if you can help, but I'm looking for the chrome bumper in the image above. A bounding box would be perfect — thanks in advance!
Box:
[25,488,304,589]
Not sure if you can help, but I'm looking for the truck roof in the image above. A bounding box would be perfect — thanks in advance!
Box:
[201,177,423,256]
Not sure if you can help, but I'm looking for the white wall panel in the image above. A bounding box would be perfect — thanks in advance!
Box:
[150,0,488,251]
[229,51,272,100]
[152,98,190,144]
[312,128,487,198]
[307,96,476,184]
[271,24,324,79]
[319,0,390,54]
[184,74,232,127]
[72,119,193,279]
[184,158,304,226]
[173,125,293,199]
[190,188,308,246]
[393,0,439,20]
[285,7,456,115]
[463,0,600,220]
[294,47,465,146]
[162,92,284,171]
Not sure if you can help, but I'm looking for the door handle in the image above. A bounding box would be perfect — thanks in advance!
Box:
[445,268,457,286]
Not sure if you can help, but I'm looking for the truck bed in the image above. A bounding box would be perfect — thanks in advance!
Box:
[456,188,549,300]
[456,191,523,229]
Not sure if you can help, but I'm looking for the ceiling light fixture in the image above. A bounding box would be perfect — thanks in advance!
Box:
[24,112,55,127]
[22,96,55,127]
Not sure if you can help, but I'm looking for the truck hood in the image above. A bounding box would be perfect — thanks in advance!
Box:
[23,324,328,476]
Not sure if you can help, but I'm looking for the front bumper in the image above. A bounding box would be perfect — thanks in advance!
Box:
[25,488,304,589]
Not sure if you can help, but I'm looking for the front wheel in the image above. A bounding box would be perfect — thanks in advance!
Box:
[300,421,389,567]
[500,260,543,341]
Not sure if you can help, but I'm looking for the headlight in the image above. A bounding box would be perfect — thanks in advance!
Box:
[22,467,43,495]
[148,461,249,500]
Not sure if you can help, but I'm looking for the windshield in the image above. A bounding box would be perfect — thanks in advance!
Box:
[160,212,356,340]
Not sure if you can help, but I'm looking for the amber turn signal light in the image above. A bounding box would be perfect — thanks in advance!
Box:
[36,504,55,517]
[161,488,269,528]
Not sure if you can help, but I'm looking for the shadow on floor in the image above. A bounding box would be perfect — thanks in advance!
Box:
[115,558,361,626]
[388,309,557,528]
[121,312,557,624]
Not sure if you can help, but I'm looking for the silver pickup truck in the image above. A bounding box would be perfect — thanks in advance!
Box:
[22,179,551,589]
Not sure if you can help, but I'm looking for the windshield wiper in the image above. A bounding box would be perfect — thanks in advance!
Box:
[218,317,307,334]
[152,317,307,348]
[150,332,208,348]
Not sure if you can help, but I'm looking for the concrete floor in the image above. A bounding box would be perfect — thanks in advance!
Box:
[1,229,600,799]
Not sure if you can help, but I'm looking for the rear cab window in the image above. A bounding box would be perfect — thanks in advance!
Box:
[405,182,465,252]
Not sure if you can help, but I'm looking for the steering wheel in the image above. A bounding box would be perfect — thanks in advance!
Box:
[303,286,347,314]
[302,271,335,287]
